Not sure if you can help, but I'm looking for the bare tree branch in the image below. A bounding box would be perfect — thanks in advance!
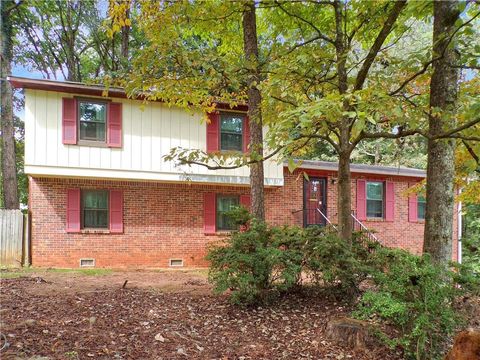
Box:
[274,0,335,45]
[389,10,480,96]
[354,0,407,90]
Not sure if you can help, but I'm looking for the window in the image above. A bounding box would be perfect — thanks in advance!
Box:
[220,113,244,151]
[417,195,426,220]
[82,190,109,228]
[366,181,384,218]
[78,100,107,142]
[216,195,239,231]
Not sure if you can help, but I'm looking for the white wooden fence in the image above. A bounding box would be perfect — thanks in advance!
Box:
[0,210,30,267]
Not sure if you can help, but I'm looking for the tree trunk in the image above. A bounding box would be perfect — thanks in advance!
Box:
[338,150,353,240]
[0,0,19,209]
[334,0,352,240]
[242,1,265,221]
[121,8,130,60]
[423,0,460,263]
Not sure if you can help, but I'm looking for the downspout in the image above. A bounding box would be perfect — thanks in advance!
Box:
[457,188,462,264]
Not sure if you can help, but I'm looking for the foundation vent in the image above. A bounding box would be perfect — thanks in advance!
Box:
[80,258,95,267]
[169,259,184,267]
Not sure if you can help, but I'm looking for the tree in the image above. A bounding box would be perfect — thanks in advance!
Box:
[16,0,138,82]
[1,0,21,209]
[265,0,412,240]
[423,0,460,263]
[265,0,480,242]
[109,0,275,221]
[243,0,265,220]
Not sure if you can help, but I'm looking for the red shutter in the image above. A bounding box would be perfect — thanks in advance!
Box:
[385,181,395,221]
[243,116,250,153]
[408,183,418,222]
[204,193,216,234]
[107,102,122,148]
[240,194,251,210]
[66,188,81,233]
[356,179,367,220]
[109,190,124,233]
[206,112,219,153]
[62,98,77,144]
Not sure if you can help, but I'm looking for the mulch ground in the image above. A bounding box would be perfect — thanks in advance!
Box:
[1,272,404,360]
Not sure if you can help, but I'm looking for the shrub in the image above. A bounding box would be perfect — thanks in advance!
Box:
[206,208,304,305]
[353,248,467,360]
[207,210,369,305]
[301,227,371,295]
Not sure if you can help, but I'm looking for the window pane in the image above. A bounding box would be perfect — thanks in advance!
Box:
[220,114,244,151]
[79,102,106,123]
[367,199,383,218]
[220,115,243,133]
[83,190,108,209]
[216,196,239,230]
[84,210,108,228]
[221,133,242,151]
[367,182,383,200]
[417,196,426,220]
[79,102,106,141]
[80,122,105,141]
[82,190,108,228]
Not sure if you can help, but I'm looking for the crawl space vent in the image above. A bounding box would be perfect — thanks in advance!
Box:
[169,259,184,267]
[80,258,95,267]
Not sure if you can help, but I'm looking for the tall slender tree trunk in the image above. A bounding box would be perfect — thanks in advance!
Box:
[1,0,19,209]
[338,150,353,240]
[334,0,353,240]
[423,0,460,263]
[242,1,265,221]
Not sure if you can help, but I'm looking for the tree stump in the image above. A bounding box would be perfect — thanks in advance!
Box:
[325,317,378,350]
[444,330,480,360]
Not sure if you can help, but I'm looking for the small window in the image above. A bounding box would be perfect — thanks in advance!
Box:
[220,113,244,151]
[216,195,239,231]
[417,195,426,220]
[366,181,384,218]
[80,258,95,267]
[82,190,109,229]
[78,100,107,142]
[169,259,184,267]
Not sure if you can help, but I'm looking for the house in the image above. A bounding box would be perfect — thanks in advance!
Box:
[9,76,460,268]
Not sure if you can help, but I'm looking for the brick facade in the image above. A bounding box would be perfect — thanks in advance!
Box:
[29,168,459,268]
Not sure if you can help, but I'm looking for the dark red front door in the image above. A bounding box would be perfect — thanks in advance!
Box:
[304,177,327,226]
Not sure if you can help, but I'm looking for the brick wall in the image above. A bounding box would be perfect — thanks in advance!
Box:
[29,168,458,268]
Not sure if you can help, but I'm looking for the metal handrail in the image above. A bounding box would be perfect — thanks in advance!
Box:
[350,212,379,242]
[316,208,337,229]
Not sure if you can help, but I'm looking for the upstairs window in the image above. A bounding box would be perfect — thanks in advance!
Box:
[78,100,107,143]
[82,190,109,229]
[220,113,244,151]
[216,195,239,231]
[366,181,384,218]
[62,97,122,147]
[417,195,426,220]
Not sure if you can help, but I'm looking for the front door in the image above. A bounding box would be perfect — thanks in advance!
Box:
[304,177,327,227]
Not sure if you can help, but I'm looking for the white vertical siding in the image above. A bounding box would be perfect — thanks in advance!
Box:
[24,89,284,185]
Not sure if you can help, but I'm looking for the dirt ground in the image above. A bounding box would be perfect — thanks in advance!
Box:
[0,268,405,359]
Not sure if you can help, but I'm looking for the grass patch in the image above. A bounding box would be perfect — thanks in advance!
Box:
[0,267,113,279]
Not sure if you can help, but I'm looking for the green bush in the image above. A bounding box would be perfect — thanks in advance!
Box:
[206,217,298,305]
[353,248,466,360]
[463,204,480,273]
[207,210,368,305]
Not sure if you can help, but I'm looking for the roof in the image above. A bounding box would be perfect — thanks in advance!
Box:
[8,76,248,111]
[289,159,426,178]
